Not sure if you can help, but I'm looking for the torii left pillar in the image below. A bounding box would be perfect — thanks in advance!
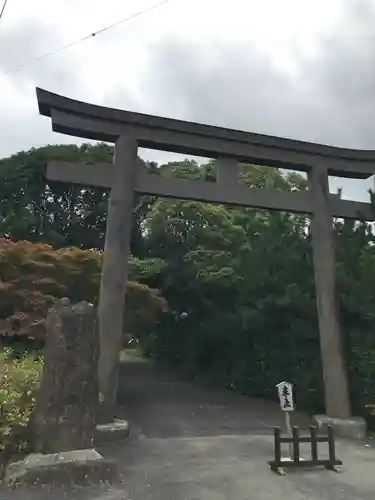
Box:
[97,135,138,423]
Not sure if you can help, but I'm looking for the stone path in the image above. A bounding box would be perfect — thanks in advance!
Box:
[3,352,375,499]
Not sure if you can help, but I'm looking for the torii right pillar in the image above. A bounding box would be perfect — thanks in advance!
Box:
[309,165,366,439]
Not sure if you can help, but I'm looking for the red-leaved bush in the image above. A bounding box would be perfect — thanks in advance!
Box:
[0,238,167,344]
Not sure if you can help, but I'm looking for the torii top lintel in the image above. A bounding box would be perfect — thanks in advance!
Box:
[36,87,375,179]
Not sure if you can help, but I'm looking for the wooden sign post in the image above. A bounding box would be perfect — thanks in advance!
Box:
[276,381,294,457]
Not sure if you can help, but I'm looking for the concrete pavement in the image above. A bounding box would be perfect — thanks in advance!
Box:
[106,353,375,499]
[2,352,375,499]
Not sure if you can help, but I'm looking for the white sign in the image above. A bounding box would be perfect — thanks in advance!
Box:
[276,381,294,412]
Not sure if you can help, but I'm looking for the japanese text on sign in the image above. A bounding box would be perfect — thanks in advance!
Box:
[276,381,294,412]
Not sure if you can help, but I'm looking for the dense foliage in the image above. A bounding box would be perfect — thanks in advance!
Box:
[2,143,375,425]
[0,143,155,255]
[0,238,167,345]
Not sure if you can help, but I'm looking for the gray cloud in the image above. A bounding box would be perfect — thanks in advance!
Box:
[134,7,375,201]
[140,24,375,149]
[1,111,90,157]
[2,1,375,201]
[0,17,96,159]
[300,0,375,149]
[0,19,84,95]
[0,21,55,71]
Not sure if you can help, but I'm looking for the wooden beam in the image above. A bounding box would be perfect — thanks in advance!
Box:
[45,161,375,220]
[46,160,313,213]
[50,109,123,144]
[47,161,112,188]
[48,109,375,178]
[37,87,375,178]
[137,169,314,213]
[330,198,375,220]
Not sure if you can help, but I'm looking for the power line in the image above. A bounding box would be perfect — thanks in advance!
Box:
[3,0,174,74]
[0,0,9,24]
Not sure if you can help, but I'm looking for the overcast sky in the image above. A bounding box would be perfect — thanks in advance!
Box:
[1,0,375,201]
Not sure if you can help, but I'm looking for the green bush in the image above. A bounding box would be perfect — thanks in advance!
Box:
[0,349,43,453]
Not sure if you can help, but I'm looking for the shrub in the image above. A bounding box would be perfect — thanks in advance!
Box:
[0,349,43,453]
[0,238,168,345]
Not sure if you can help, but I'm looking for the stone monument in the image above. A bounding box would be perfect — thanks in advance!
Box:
[4,299,119,487]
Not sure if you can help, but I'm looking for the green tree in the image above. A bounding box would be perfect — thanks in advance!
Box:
[0,143,156,255]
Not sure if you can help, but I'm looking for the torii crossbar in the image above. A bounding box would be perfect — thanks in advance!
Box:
[36,87,375,426]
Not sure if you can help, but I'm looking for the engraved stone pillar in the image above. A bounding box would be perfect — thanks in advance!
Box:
[32,299,99,453]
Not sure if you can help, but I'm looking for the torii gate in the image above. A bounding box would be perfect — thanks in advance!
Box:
[36,87,375,432]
